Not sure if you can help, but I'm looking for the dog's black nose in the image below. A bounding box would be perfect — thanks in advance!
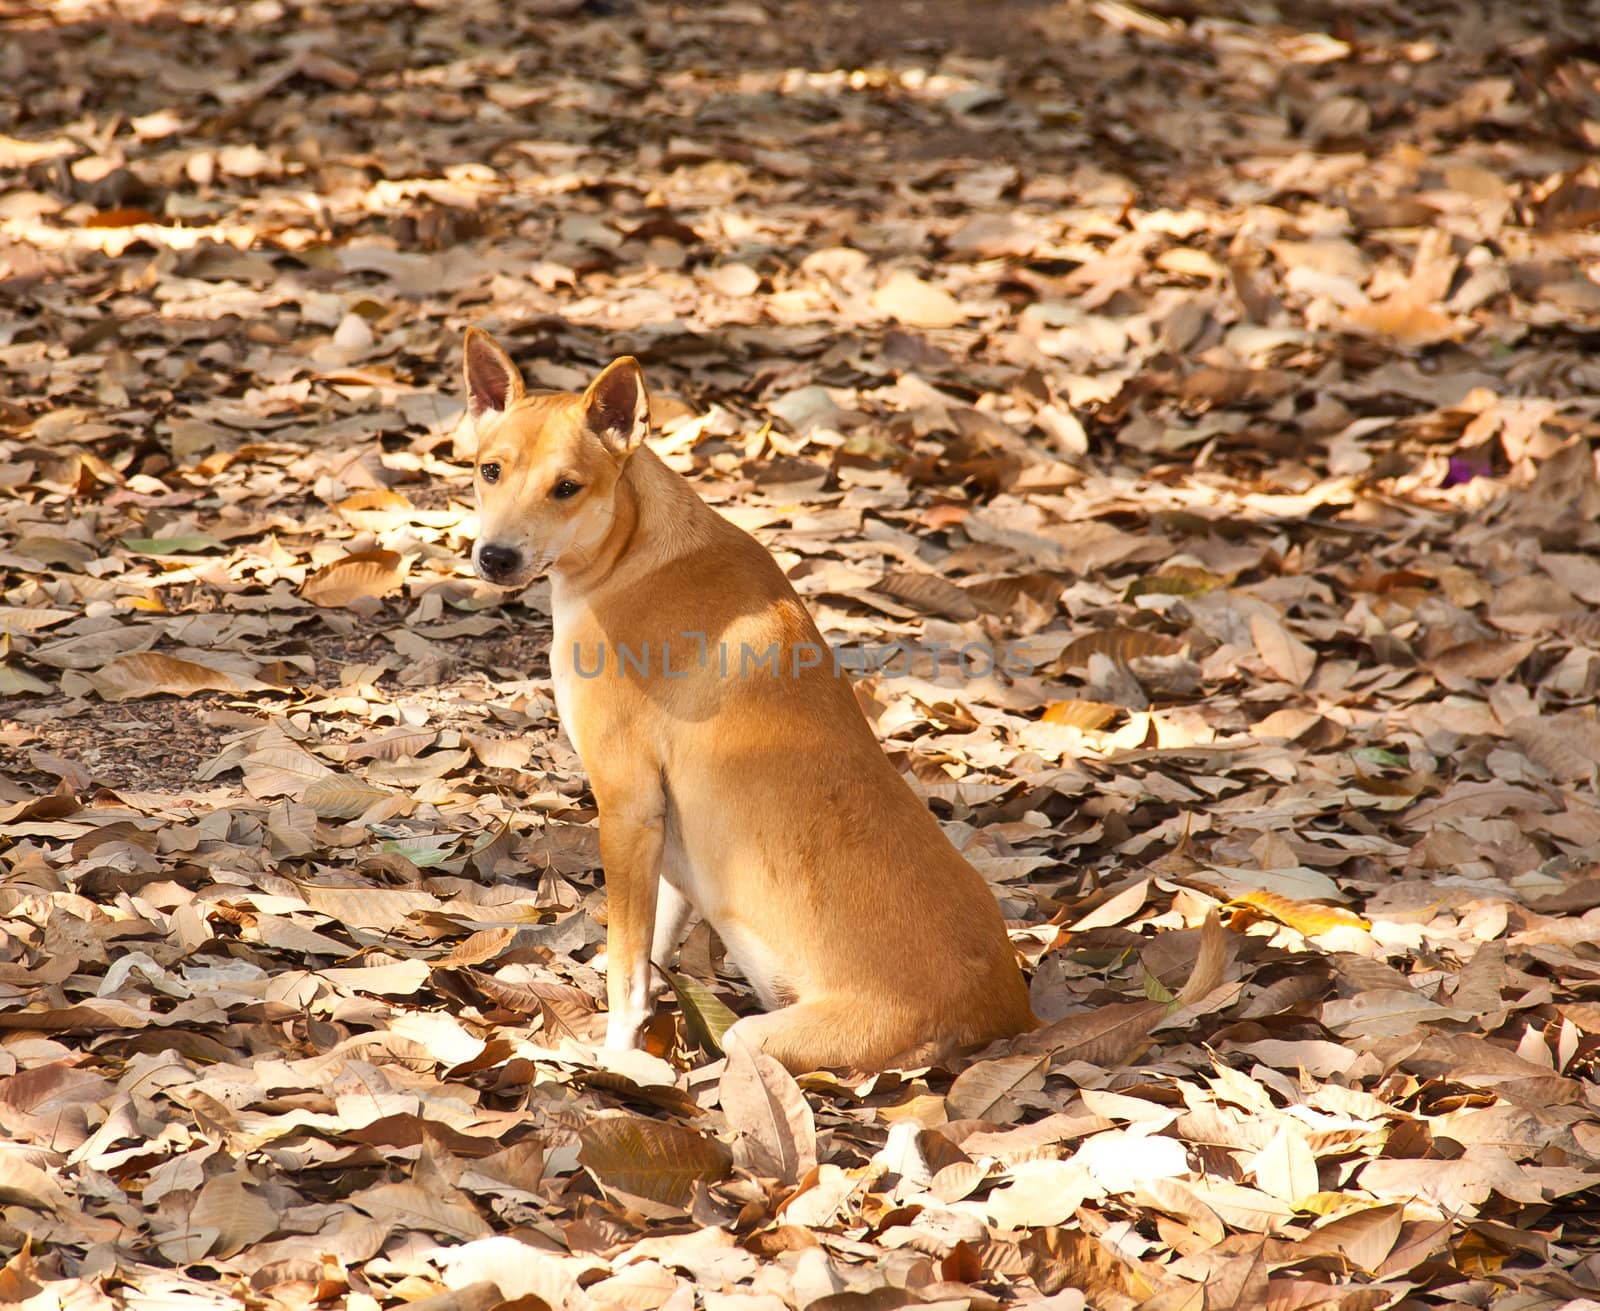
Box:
[476,543,521,581]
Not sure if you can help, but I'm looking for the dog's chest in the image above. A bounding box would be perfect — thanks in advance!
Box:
[546,588,593,756]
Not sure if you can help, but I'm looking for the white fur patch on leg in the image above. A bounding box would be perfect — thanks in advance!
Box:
[604,952,656,1050]
[604,1003,650,1050]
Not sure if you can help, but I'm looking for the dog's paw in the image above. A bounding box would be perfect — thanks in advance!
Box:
[603,1006,650,1051]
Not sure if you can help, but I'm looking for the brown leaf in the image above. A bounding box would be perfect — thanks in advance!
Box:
[1429,637,1534,684]
[189,1171,278,1258]
[241,745,334,800]
[1301,1203,1405,1272]
[0,1152,68,1214]
[0,608,75,635]
[1057,628,1184,670]
[720,1042,817,1184]
[303,775,395,819]
[301,549,406,608]
[1177,908,1228,1006]
[578,1116,732,1210]
[874,570,981,621]
[870,270,967,328]
[1018,1001,1165,1067]
[1023,1227,1154,1302]
[1343,298,1465,347]
[346,1178,491,1241]
[87,653,241,701]
[445,928,518,967]
[1249,612,1316,687]
[946,1053,1048,1122]
[465,732,535,771]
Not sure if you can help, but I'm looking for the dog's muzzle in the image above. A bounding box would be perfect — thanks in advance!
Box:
[474,542,523,584]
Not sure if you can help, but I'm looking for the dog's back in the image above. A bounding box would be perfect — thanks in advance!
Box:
[553,446,1036,1069]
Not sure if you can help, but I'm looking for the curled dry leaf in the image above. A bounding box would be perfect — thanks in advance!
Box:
[1057,627,1185,670]
[1229,890,1371,937]
[1176,908,1228,1007]
[301,549,406,608]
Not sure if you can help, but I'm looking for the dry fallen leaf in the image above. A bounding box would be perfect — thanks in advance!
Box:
[86,652,243,701]
[869,269,968,329]
[578,1116,733,1210]
[1248,612,1317,686]
[720,1043,817,1185]
[301,549,407,608]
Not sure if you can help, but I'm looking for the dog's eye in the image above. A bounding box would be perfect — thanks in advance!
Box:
[479,462,501,484]
[552,479,582,500]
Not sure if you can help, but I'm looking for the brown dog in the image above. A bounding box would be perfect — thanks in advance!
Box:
[464,328,1036,1071]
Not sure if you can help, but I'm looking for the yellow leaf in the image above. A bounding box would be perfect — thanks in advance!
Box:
[1229,890,1370,935]
[1124,566,1229,601]
[668,970,738,1056]
[1041,699,1121,731]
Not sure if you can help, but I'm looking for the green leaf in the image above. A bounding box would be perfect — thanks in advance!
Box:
[1124,567,1227,601]
[380,835,458,868]
[121,534,224,555]
[1143,967,1175,1003]
[667,969,738,1056]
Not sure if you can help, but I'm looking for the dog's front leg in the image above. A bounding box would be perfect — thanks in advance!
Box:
[596,785,666,1051]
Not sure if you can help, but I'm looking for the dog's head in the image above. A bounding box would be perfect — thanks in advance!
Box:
[463,328,650,590]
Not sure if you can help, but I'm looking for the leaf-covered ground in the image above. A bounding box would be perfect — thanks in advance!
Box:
[3,0,1600,1306]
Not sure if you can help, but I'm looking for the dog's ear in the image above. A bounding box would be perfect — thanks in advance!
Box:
[582,357,650,455]
[463,328,526,418]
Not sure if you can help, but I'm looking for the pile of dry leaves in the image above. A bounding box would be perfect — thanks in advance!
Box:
[2,0,1599,1306]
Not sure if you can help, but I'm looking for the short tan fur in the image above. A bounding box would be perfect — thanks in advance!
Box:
[464,328,1036,1071]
